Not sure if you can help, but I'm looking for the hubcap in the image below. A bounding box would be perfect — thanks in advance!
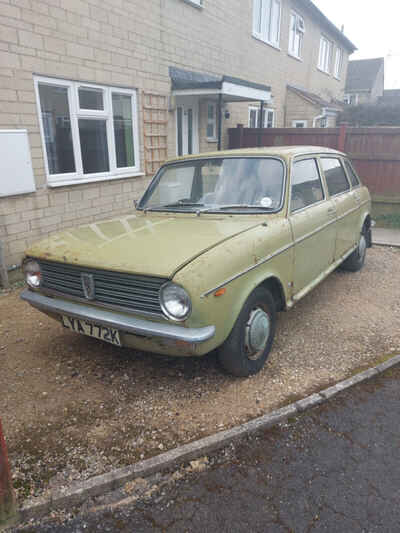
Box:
[358,234,367,261]
[245,307,271,360]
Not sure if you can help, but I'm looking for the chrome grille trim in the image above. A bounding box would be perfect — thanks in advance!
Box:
[38,260,167,317]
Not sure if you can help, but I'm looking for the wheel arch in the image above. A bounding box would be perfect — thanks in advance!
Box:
[259,275,287,312]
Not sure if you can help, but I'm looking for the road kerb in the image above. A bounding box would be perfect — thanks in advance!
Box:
[17,353,400,525]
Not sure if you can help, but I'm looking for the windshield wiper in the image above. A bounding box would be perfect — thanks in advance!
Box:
[143,202,204,212]
[199,204,274,214]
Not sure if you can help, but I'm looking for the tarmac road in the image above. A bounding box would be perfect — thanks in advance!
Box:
[15,365,400,532]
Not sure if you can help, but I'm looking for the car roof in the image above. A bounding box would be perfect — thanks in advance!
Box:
[166,146,346,164]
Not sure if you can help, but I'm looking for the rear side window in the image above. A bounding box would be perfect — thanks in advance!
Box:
[321,158,350,196]
[290,158,324,212]
[344,159,360,187]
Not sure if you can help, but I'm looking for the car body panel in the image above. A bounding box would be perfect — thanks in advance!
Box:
[25,213,262,278]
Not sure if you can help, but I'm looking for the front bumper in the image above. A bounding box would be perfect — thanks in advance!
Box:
[20,289,215,344]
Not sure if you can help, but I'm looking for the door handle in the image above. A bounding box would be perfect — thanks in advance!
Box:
[327,208,336,217]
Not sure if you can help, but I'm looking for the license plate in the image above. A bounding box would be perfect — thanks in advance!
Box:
[61,315,121,346]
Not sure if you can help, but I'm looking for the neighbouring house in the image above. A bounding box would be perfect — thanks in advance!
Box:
[0,0,356,271]
[379,89,400,106]
[285,85,343,128]
[344,57,384,105]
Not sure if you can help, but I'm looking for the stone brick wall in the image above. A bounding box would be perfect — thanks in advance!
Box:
[0,0,352,268]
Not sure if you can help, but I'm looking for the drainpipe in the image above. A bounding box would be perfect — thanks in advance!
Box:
[217,93,223,151]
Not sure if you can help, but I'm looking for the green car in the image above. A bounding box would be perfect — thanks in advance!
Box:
[21,147,371,377]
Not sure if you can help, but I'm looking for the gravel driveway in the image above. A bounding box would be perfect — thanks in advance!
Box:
[1,247,399,503]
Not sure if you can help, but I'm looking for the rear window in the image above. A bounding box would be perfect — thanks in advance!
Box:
[344,159,360,187]
[321,158,350,196]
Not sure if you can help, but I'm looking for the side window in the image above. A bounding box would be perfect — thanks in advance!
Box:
[291,158,324,212]
[344,159,360,187]
[321,158,350,196]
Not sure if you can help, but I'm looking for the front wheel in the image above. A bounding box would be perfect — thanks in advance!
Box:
[217,287,276,377]
[341,229,367,272]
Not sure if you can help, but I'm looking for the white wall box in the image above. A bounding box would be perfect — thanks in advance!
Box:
[0,130,36,197]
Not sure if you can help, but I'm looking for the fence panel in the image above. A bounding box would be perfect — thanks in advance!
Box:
[228,126,400,197]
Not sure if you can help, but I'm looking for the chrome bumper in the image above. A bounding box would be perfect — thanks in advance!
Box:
[21,289,215,344]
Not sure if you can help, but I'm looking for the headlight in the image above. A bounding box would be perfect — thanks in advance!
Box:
[23,259,42,288]
[159,282,191,321]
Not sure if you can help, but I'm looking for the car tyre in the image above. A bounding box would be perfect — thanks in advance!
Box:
[341,227,367,272]
[217,286,276,377]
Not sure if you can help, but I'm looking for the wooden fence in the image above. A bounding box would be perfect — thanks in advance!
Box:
[228,125,400,198]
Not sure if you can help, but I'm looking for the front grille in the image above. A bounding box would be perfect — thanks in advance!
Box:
[38,260,167,316]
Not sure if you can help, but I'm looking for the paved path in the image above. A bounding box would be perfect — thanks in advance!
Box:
[15,365,400,532]
[373,227,400,247]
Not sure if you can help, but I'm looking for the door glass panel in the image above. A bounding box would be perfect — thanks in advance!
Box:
[78,119,109,174]
[291,159,324,212]
[177,107,183,156]
[38,84,76,174]
[187,108,193,155]
[78,87,104,110]
[321,158,350,196]
[112,94,135,168]
[344,160,360,187]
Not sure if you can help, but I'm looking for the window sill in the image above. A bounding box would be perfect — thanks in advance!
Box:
[252,34,280,52]
[206,138,218,143]
[288,52,303,62]
[317,67,331,77]
[48,171,145,188]
[182,0,203,8]
[333,75,341,81]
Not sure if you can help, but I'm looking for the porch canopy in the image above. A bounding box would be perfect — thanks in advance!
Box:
[170,67,271,150]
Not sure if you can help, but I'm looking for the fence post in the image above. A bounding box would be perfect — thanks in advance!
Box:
[237,124,244,149]
[0,419,17,530]
[0,242,9,290]
[338,123,347,152]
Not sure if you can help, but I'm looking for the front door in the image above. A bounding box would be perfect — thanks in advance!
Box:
[176,100,199,156]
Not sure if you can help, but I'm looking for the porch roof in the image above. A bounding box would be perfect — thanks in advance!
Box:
[169,67,271,102]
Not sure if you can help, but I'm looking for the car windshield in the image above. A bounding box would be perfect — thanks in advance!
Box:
[138,157,285,213]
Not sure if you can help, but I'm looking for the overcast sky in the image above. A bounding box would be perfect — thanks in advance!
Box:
[312,0,400,89]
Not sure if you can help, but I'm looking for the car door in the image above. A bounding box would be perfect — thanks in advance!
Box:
[289,157,337,298]
[320,157,359,261]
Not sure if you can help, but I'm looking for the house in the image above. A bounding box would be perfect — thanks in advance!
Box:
[0,0,356,271]
[344,57,384,105]
[379,89,400,106]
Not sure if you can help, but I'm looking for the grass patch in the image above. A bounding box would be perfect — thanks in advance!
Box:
[374,213,400,229]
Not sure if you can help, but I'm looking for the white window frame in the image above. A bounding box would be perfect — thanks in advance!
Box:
[252,0,281,49]
[344,93,358,105]
[248,106,275,128]
[182,0,203,7]
[288,10,305,59]
[334,47,343,79]
[318,35,332,74]
[34,75,141,187]
[206,102,217,141]
[292,120,308,128]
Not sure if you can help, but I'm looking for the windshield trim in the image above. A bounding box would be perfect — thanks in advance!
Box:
[137,155,288,215]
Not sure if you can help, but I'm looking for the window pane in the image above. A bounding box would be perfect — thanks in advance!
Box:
[321,158,350,196]
[78,119,109,174]
[78,87,104,110]
[38,84,76,175]
[344,160,360,187]
[269,0,280,44]
[207,123,214,138]
[249,109,257,128]
[291,159,324,212]
[112,94,135,168]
